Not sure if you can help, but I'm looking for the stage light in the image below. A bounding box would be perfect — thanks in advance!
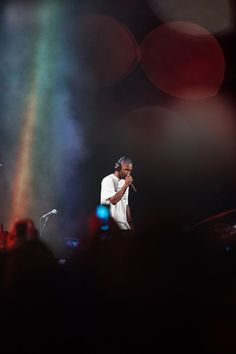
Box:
[96,204,110,221]
[64,237,79,248]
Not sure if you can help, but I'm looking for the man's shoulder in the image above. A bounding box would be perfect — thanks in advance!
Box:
[102,174,114,183]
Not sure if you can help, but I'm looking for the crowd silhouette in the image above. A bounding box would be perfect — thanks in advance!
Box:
[0,209,236,353]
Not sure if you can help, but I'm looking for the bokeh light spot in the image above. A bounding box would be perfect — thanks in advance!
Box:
[148,0,233,34]
[72,14,139,90]
[140,22,225,100]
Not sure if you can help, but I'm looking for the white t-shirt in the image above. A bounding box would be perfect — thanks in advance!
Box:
[100,174,131,230]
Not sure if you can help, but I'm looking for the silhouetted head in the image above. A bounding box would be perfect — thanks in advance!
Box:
[10,218,39,245]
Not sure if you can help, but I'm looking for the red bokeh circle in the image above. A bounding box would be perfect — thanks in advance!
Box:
[73,14,140,90]
[140,21,225,100]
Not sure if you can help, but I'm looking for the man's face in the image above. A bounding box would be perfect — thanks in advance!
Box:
[119,162,133,179]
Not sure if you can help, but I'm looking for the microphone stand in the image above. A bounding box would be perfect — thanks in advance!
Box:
[39,210,57,236]
[39,216,49,236]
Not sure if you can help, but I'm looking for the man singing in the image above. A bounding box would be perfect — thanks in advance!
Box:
[100,156,135,233]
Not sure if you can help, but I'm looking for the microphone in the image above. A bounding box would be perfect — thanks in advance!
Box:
[131,183,137,192]
[41,209,57,218]
[126,173,137,192]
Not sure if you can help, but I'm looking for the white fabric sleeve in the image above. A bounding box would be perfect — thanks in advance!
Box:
[100,176,116,204]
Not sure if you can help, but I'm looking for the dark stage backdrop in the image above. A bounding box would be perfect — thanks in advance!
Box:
[0,0,236,255]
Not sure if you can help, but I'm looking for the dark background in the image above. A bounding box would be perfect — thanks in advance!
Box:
[1,0,236,254]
